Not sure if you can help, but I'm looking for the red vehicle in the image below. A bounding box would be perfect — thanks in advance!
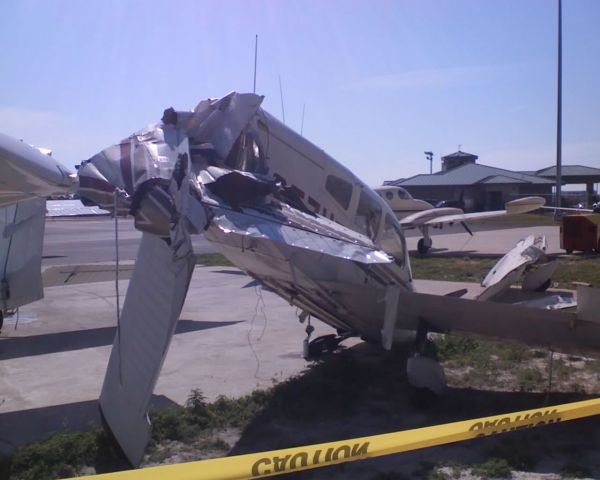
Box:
[561,213,600,253]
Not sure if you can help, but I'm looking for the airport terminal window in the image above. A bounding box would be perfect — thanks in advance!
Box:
[325,175,352,210]
[355,190,382,239]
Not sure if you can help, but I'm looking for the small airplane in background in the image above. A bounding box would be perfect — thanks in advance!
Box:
[375,184,543,254]
[1,92,599,467]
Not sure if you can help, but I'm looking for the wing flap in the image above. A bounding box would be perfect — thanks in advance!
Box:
[397,289,600,357]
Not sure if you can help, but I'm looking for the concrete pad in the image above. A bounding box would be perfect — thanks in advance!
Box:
[0,267,337,417]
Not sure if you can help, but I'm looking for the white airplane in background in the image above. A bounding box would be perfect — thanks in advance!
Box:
[0,133,76,328]
[374,185,434,219]
[375,184,544,254]
[1,92,599,467]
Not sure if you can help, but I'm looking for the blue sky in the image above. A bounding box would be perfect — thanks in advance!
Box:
[1,0,599,187]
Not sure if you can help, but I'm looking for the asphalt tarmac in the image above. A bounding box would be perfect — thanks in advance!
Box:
[43,217,562,267]
[43,218,216,266]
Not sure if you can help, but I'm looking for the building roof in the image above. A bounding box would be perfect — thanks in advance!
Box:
[388,163,554,187]
[532,165,600,178]
[480,175,527,184]
[441,150,478,161]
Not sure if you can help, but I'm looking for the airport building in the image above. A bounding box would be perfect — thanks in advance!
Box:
[384,150,600,211]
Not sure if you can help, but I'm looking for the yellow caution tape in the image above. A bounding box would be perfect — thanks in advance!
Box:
[75,397,600,480]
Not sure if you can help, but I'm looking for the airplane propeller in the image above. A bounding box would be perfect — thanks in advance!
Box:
[460,220,474,236]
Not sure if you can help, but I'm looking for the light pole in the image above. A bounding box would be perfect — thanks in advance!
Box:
[556,0,562,209]
[424,151,433,174]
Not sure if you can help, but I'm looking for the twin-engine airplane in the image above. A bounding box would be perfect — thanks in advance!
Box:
[1,92,600,466]
[374,184,544,254]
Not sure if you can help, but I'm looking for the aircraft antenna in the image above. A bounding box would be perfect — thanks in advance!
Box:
[278,74,286,124]
[253,34,258,94]
[300,103,306,136]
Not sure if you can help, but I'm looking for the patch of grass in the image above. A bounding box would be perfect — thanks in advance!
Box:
[7,428,121,480]
[426,470,450,480]
[207,390,273,428]
[6,387,271,480]
[516,367,545,392]
[470,457,512,479]
[195,253,234,266]
[410,252,599,289]
[488,440,538,471]
[149,405,201,444]
[434,335,554,390]
[585,359,600,374]
[560,462,592,478]
[436,335,533,370]
[410,256,496,283]
[199,438,230,451]
[552,255,600,289]
[553,358,573,381]
[5,351,410,479]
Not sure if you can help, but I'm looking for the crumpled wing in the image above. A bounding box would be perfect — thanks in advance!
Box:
[397,287,600,358]
[399,197,545,228]
[0,197,46,312]
[477,235,546,301]
[99,232,196,466]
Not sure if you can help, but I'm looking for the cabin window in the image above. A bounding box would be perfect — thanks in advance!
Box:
[325,175,352,210]
[397,188,410,200]
[355,190,382,239]
[385,191,393,200]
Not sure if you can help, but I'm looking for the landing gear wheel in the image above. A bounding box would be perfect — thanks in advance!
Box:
[417,238,430,255]
[535,278,552,292]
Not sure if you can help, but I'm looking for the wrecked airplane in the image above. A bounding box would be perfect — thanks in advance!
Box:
[2,92,600,466]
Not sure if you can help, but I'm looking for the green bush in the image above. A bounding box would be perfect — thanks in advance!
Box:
[516,367,545,392]
[470,457,512,479]
[9,430,101,480]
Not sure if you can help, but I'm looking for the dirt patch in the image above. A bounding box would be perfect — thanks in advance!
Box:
[220,343,600,479]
